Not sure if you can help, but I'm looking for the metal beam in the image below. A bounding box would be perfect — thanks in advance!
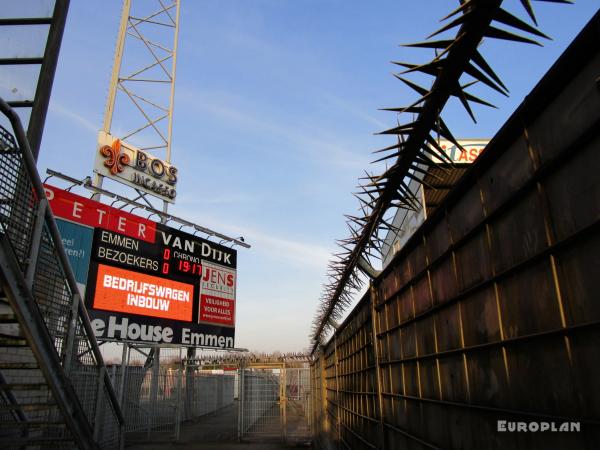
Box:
[0,17,52,26]
[0,57,44,65]
[45,168,252,249]
[27,0,70,160]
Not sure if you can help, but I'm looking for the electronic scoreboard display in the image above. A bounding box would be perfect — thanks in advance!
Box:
[45,184,237,348]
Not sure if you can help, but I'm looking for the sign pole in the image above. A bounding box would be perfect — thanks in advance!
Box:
[148,346,160,438]
[92,0,130,201]
[118,343,129,406]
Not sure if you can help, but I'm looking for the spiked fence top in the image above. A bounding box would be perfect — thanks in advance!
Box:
[311,0,571,353]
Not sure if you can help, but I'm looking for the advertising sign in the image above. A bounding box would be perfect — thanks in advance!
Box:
[55,219,94,295]
[93,263,195,321]
[44,184,236,348]
[383,139,490,267]
[93,131,178,203]
[429,139,488,164]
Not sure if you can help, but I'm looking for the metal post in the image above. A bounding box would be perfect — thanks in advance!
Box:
[237,364,245,442]
[91,173,105,201]
[102,0,131,134]
[162,200,169,222]
[217,370,223,410]
[62,292,80,375]
[93,366,107,443]
[118,343,129,406]
[24,198,48,287]
[281,364,287,445]
[110,364,117,386]
[370,284,386,450]
[185,347,195,419]
[148,346,160,439]
[92,0,130,201]
[175,347,183,440]
[118,342,132,449]
[27,0,70,160]
[307,368,312,434]
[119,422,125,450]
[333,332,341,447]
[320,354,327,446]
[166,0,180,163]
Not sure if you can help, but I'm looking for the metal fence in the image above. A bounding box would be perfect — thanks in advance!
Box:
[239,365,311,445]
[1,103,240,448]
[103,345,235,441]
[0,103,124,449]
[285,367,312,445]
[240,368,281,439]
[1,104,239,448]
[312,297,380,450]
[310,16,600,450]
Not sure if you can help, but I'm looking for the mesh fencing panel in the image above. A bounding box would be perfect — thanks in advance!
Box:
[0,126,35,267]
[0,124,122,449]
[108,346,235,440]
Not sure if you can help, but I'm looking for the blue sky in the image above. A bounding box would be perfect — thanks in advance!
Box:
[31,1,598,352]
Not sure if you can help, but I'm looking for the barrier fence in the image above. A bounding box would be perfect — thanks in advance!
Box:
[102,345,236,441]
[239,368,281,439]
[0,104,124,449]
[310,16,600,450]
[285,367,312,445]
[239,366,312,445]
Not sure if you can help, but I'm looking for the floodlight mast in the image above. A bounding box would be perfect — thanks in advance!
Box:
[93,0,181,219]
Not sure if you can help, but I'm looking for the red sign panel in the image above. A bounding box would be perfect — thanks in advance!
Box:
[43,184,156,243]
[94,264,194,321]
[199,294,235,326]
[199,262,236,327]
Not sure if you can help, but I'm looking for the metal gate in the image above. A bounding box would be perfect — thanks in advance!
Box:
[238,365,311,446]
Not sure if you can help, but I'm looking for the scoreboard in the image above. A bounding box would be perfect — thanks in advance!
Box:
[44,184,237,348]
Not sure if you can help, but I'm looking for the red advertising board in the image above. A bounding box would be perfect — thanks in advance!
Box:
[94,264,194,321]
[199,262,236,326]
[44,185,156,243]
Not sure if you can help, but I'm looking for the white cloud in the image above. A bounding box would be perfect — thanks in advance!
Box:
[176,192,259,206]
[182,91,370,170]
[245,227,332,268]
[321,93,389,130]
[49,102,98,133]
[180,211,332,270]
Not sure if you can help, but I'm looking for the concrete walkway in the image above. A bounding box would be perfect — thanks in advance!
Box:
[125,403,310,450]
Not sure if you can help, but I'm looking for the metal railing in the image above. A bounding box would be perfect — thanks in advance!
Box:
[239,366,312,445]
[284,367,312,445]
[239,369,281,438]
[0,98,124,448]
[106,345,235,441]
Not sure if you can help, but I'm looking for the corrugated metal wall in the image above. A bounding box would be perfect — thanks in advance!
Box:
[311,13,600,450]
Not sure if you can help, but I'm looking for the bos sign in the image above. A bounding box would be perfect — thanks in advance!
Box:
[93,131,178,203]
[44,184,236,348]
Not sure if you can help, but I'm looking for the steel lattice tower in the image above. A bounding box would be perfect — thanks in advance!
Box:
[94,0,181,213]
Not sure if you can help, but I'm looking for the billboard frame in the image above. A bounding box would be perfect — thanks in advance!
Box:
[44,180,248,349]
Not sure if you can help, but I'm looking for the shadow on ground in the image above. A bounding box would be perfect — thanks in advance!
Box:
[125,403,311,450]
